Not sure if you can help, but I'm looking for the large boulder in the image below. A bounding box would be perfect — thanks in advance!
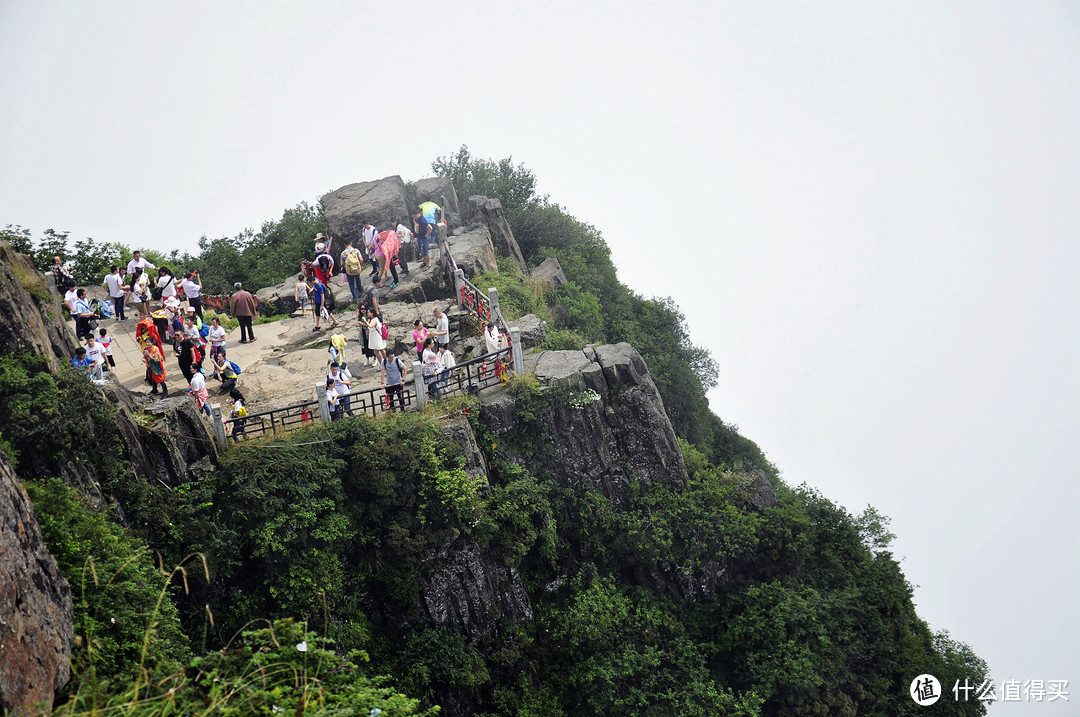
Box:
[463,196,527,270]
[511,313,547,347]
[445,226,499,280]
[412,177,461,228]
[321,177,412,246]
[530,257,567,287]
[0,449,73,715]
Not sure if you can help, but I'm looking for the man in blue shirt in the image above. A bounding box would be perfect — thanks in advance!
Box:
[413,211,433,271]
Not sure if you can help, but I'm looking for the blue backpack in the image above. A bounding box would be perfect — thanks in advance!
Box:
[228,361,242,375]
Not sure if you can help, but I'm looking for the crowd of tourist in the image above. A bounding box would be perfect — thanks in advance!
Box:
[55,200,509,433]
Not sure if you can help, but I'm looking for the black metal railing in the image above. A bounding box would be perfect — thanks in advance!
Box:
[329,383,417,420]
[424,347,512,401]
[226,397,323,441]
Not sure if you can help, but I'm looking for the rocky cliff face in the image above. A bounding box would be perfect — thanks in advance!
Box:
[0,241,76,369]
[462,195,527,271]
[0,449,73,716]
[484,343,687,508]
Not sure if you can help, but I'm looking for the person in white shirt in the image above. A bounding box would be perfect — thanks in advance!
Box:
[208,317,227,361]
[484,322,501,355]
[83,335,106,381]
[395,223,412,276]
[129,268,152,319]
[437,344,456,395]
[182,271,204,320]
[126,250,156,276]
[325,377,342,420]
[327,362,352,416]
[102,265,128,321]
[63,285,79,318]
[156,267,177,306]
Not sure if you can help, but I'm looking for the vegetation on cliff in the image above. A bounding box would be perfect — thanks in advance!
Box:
[2,150,989,715]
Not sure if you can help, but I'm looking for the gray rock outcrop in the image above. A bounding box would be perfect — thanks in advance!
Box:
[0,449,73,715]
[445,226,499,279]
[512,314,547,347]
[463,196,526,270]
[0,241,77,369]
[321,177,412,246]
[530,257,567,287]
[419,539,532,641]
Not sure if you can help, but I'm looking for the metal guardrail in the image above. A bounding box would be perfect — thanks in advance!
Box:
[422,346,512,401]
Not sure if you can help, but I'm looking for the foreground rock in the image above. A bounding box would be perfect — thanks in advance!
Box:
[0,449,73,715]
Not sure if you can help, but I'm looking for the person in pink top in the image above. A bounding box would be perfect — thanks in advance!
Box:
[412,319,429,362]
[374,230,400,288]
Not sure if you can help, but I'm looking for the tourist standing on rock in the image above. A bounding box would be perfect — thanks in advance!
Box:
[182,271,204,320]
[396,223,412,276]
[53,256,76,291]
[210,352,239,394]
[129,267,152,320]
[187,362,212,417]
[98,328,116,371]
[380,348,408,412]
[328,362,353,416]
[375,229,401,287]
[312,239,335,284]
[103,265,128,321]
[412,320,428,362]
[295,274,311,317]
[413,211,433,270]
[83,334,107,381]
[230,282,257,344]
[175,334,202,383]
[431,307,450,352]
[155,266,178,305]
[419,201,441,226]
[74,288,94,341]
[363,307,387,365]
[126,250,156,277]
[208,316,227,361]
[361,222,378,268]
[143,341,168,396]
[63,281,79,321]
[340,239,364,301]
[358,277,382,364]
[310,275,339,331]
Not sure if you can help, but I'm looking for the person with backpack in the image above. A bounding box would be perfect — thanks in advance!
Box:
[340,239,364,301]
[155,266,177,306]
[313,245,335,284]
[210,352,240,394]
[310,275,339,332]
[380,348,408,412]
[175,335,202,383]
[362,307,388,365]
[229,388,248,440]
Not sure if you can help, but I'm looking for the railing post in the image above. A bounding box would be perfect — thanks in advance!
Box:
[211,404,227,447]
[454,269,465,304]
[317,381,331,422]
[511,328,523,374]
[412,361,427,407]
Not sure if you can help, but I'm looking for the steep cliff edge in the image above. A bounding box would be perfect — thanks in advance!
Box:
[0,449,73,715]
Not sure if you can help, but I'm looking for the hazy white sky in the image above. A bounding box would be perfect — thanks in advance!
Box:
[2,1,1077,710]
